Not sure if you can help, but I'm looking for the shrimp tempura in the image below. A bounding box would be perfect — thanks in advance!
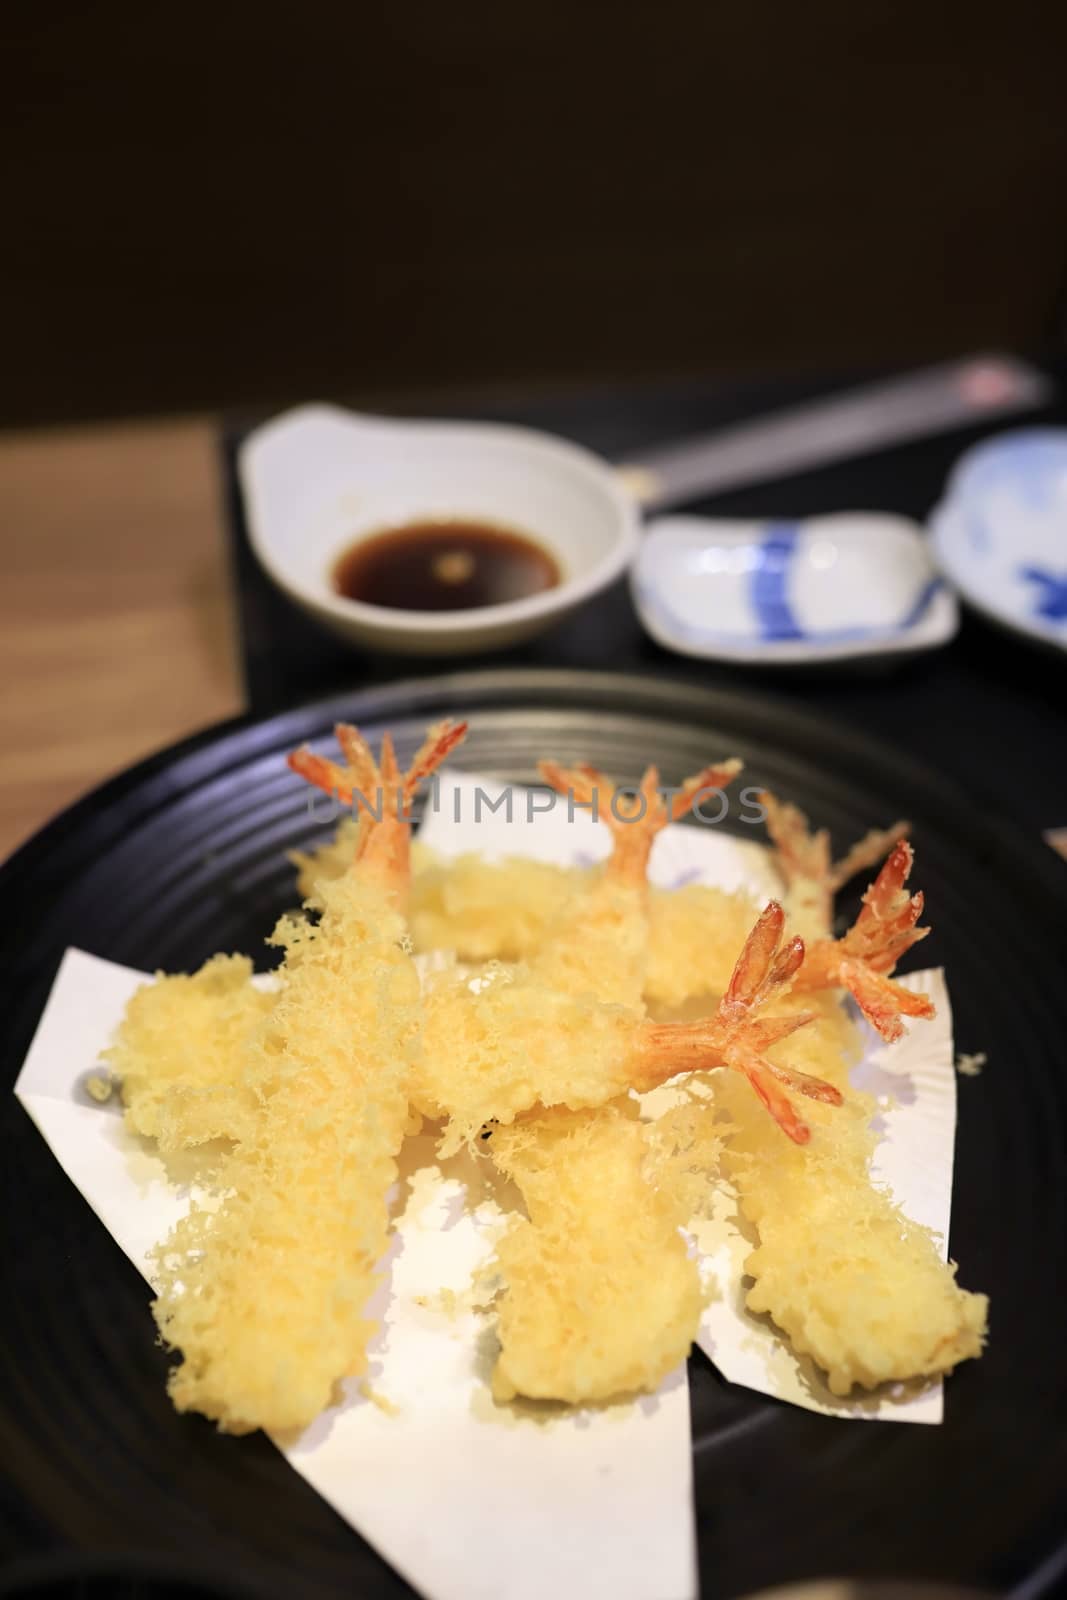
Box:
[715,998,987,1394]
[484,758,737,1402]
[151,872,420,1432]
[417,902,838,1151]
[146,721,465,1433]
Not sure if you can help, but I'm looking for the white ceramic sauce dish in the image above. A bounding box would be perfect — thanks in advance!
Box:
[238,405,638,655]
[930,428,1067,654]
[631,513,957,664]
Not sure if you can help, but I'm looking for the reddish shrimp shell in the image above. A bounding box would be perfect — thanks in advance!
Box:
[796,841,935,1042]
[539,757,743,888]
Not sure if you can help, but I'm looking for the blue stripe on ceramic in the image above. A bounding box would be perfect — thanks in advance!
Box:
[898,577,944,629]
[632,571,944,653]
[1019,567,1067,623]
[751,523,805,641]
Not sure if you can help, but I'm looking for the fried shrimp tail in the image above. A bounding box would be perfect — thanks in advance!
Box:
[636,901,838,1144]
[539,756,742,889]
[760,789,909,938]
[829,822,913,895]
[796,841,934,1042]
[288,719,467,909]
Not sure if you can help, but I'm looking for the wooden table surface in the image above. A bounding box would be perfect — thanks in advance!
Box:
[0,418,245,861]
[3,415,1065,870]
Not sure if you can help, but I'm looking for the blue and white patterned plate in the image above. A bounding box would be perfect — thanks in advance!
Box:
[930,429,1067,654]
[631,512,957,664]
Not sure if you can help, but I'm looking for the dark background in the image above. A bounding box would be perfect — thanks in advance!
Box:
[3,0,1067,427]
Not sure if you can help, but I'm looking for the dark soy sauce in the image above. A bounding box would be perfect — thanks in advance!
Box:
[332,520,562,612]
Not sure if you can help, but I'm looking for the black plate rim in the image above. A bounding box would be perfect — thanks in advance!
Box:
[2,667,1065,919]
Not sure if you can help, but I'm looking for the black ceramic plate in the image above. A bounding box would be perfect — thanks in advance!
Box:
[2,671,1066,1600]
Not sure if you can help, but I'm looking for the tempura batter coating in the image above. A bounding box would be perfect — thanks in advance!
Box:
[409,848,577,963]
[291,815,363,900]
[108,954,274,1152]
[645,885,765,1011]
[416,968,642,1149]
[488,1104,705,1404]
[408,862,765,1014]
